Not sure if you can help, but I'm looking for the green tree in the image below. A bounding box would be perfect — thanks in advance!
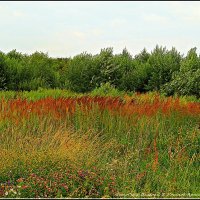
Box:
[92,47,119,87]
[112,48,135,90]
[134,48,150,63]
[26,52,59,89]
[5,50,31,90]
[162,47,200,97]
[145,45,182,91]
[0,51,7,90]
[63,52,97,92]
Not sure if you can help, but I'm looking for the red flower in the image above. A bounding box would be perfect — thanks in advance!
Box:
[22,185,28,189]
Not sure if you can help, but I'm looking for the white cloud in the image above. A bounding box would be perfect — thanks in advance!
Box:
[90,28,103,37]
[12,11,25,17]
[166,2,200,23]
[110,18,128,28]
[73,31,86,40]
[28,26,106,57]
[0,1,200,57]
[142,13,170,24]
[0,3,26,20]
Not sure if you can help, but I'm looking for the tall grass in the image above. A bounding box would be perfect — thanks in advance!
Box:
[0,91,199,198]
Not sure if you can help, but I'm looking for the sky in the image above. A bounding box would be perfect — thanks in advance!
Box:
[0,1,200,58]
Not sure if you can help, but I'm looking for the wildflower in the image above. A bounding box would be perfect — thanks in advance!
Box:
[136,172,146,181]
[22,185,28,189]
[16,178,24,183]
[61,183,68,191]
[30,173,36,177]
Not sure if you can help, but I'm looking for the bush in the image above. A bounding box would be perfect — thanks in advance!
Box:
[90,82,123,97]
[162,69,200,97]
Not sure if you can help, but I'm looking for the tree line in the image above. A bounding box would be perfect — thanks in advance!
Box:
[0,45,199,97]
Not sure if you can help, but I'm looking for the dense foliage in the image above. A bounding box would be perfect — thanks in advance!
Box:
[0,46,199,97]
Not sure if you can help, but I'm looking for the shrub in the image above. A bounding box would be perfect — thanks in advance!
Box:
[90,82,123,97]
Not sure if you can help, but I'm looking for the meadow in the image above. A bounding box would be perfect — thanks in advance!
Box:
[0,89,199,198]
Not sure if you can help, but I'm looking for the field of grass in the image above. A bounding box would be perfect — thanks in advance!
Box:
[0,89,199,198]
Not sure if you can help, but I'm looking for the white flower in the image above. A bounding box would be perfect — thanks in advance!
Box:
[5,191,8,196]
